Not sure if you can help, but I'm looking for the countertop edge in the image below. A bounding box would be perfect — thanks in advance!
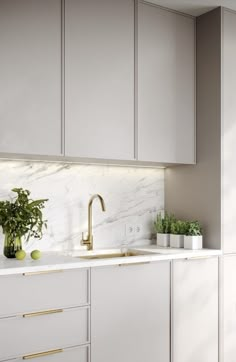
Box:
[0,247,222,276]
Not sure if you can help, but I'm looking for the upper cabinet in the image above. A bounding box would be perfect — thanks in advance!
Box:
[65,0,135,160]
[138,3,195,164]
[0,0,62,156]
[0,0,196,165]
[222,9,236,253]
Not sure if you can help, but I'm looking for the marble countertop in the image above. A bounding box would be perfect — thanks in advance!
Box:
[0,245,222,276]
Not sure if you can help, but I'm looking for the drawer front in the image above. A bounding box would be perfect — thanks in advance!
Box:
[0,307,89,361]
[10,345,90,362]
[0,268,89,317]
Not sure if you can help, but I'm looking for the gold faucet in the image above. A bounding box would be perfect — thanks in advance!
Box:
[81,194,106,250]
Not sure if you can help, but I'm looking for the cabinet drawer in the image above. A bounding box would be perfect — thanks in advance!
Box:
[0,268,89,317]
[0,306,89,361]
[11,345,89,362]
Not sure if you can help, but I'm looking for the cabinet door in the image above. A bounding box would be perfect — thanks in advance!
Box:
[138,3,195,163]
[0,269,89,317]
[0,0,62,156]
[0,307,89,361]
[91,262,170,362]
[172,257,218,362]
[223,255,236,362]
[65,0,134,160]
[12,345,89,362]
[223,9,236,253]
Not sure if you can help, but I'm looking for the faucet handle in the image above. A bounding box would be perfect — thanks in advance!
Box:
[81,232,87,242]
[81,232,90,247]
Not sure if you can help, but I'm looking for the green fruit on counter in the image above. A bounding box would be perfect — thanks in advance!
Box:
[15,250,26,260]
[31,250,41,260]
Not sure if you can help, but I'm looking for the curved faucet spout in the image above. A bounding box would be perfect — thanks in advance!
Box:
[81,194,106,250]
[89,194,106,212]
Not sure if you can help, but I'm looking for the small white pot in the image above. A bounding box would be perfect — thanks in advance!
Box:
[170,234,184,248]
[184,235,203,250]
[156,233,170,247]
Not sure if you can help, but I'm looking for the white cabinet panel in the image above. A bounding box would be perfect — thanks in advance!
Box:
[223,9,236,253]
[0,307,89,361]
[91,261,170,362]
[172,257,218,362]
[0,269,89,317]
[223,255,236,362]
[0,0,62,156]
[12,345,89,362]
[65,0,134,160]
[138,3,195,163]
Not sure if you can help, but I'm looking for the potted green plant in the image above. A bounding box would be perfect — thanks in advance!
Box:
[0,188,48,258]
[154,212,175,247]
[170,220,187,248]
[184,221,203,249]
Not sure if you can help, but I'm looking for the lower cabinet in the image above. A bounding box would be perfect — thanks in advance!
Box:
[0,268,90,362]
[13,345,89,362]
[0,259,220,362]
[172,257,218,362]
[91,261,171,362]
[223,254,236,362]
[0,307,89,361]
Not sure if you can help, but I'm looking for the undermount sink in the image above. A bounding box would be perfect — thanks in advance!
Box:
[71,249,157,260]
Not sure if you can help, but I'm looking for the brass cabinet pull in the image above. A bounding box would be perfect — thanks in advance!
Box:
[185,256,214,261]
[119,261,150,267]
[23,309,63,318]
[23,270,63,276]
[23,348,63,360]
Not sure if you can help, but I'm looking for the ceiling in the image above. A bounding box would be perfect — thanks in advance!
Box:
[147,0,236,16]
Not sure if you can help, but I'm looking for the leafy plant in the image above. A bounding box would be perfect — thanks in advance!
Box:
[185,221,202,236]
[0,188,48,242]
[154,212,175,234]
[170,220,187,235]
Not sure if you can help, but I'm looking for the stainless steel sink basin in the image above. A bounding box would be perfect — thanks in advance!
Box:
[71,249,158,260]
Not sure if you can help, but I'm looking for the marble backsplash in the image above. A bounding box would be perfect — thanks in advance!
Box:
[0,160,164,253]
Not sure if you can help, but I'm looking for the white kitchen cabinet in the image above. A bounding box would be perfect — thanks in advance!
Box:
[0,307,89,361]
[0,268,90,361]
[172,257,218,362]
[222,9,236,253]
[0,0,62,156]
[91,261,170,362]
[223,254,236,362]
[138,3,195,164]
[65,0,134,160]
[12,345,89,362]
[0,268,89,317]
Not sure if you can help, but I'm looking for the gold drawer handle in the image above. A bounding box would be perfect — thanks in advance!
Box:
[119,261,150,266]
[23,270,63,276]
[23,348,63,360]
[185,256,213,261]
[23,309,63,318]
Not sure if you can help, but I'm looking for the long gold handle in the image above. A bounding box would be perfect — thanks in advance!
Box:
[185,256,213,261]
[119,261,150,267]
[23,348,63,360]
[23,309,63,318]
[23,270,63,276]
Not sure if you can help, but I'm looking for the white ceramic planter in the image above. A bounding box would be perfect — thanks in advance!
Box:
[156,233,170,247]
[170,234,184,248]
[184,235,203,250]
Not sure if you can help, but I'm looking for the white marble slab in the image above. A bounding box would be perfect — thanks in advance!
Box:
[0,247,222,276]
[0,160,164,254]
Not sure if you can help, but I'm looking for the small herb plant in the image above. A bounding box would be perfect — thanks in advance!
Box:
[154,212,175,234]
[170,220,187,235]
[185,221,202,236]
[0,188,48,242]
